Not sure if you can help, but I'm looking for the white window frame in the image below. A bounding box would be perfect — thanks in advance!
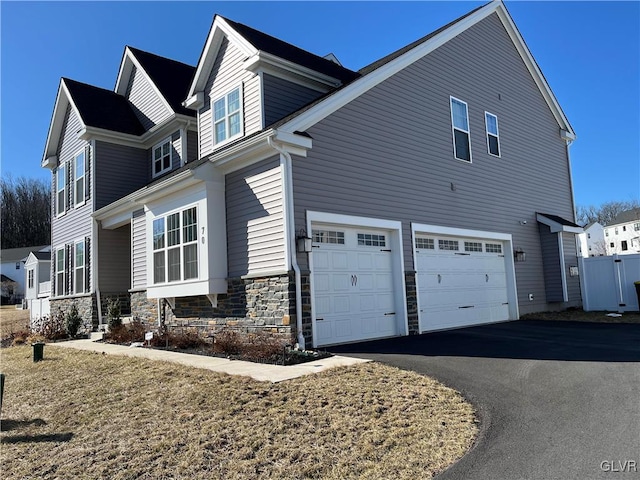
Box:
[484,111,501,157]
[55,247,65,297]
[450,96,472,163]
[73,149,86,207]
[56,163,67,217]
[28,269,34,289]
[74,240,85,294]
[152,138,173,178]
[212,85,243,147]
[152,206,199,285]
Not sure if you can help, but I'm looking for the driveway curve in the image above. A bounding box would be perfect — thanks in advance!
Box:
[331,320,640,480]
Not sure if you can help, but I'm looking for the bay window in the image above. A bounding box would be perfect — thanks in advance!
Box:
[153,206,198,284]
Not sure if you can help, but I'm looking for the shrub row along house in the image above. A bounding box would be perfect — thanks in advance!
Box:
[42,0,582,348]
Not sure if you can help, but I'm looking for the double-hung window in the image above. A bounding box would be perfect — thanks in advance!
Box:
[213,87,242,145]
[153,139,172,177]
[153,206,198,284]
[56,163,66,216]
[450,97,471,162]
[74,150,86,206]
[55,248,65,296]
[74,241,85,294]
[485,112,501,157]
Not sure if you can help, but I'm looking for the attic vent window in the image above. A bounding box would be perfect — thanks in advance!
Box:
[213,87,242,145]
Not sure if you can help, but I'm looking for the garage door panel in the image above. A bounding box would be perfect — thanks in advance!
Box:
[312,224,398,346]
[416,234,510,333]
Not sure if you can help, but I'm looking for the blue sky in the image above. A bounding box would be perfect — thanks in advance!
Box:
[1,1,638,209]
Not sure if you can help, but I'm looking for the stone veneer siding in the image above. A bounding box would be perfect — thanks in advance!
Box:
[49,294,98,329]
[405,271,419,335]
[131,274,298,344]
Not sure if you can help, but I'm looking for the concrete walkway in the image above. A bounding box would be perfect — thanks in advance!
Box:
[47,339,368,383]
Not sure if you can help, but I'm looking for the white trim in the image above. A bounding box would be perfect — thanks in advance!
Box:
[151,137,173,178]
[306,211,408,348]
[450,96,472,163]
[484,111,501,158]
[411,222,519,332]
[211,84,244,148]
[558,233,569,302]
[73,239,86,295]
[55,162,67,217]
[73,148,86,207]
[279,0,575,139]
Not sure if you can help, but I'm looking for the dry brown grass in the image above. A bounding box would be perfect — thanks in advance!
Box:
[0,306,30,338]
[522,308,640,324]
[0,346,477,480]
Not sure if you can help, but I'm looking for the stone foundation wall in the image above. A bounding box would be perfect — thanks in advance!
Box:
[300,272,313,347]
[100,292,131,317]
[49,295,98,329]
[130,274,298,344]
[405,271,419,334]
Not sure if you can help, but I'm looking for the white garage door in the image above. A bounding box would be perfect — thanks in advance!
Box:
[416,235,510,331]
[312,226,397,346]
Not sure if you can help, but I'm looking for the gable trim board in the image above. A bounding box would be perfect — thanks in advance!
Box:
[278,1,574,139]
[411,223,519,333]
[306,211,408,347]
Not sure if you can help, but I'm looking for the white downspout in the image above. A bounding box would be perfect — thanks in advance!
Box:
[268,137,305,350]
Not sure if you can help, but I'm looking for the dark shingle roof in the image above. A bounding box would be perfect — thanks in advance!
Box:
[32,251,52,261]
[537,212,581,228]
[608,208,640,227]
[127,47,196,117]
[222,17,361,85]
[64,78,146,136]
[1,245,50,263]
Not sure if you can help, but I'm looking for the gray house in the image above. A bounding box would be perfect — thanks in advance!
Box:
[43,1,582,348]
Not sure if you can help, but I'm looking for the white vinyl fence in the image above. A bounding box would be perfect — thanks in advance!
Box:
[578,254,640,312]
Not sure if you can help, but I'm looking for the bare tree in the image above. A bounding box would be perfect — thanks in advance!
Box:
[576,199,640,227]
[0,175,51,248]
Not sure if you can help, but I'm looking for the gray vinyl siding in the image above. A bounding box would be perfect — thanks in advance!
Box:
[52,105,92,260]
[225,156,285,277]
[538,225,563,302]
[199,37,262,158]
[263,73,324,126]
[125,65,171,131]
[187,130,198,162]
[131,209,147,289]
[563,232,581,303]
[292,13,575,312]
[98,224,131,293]
[94,141,148,210]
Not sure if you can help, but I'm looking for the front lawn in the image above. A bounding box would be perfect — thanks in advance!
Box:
[0,346,477,479]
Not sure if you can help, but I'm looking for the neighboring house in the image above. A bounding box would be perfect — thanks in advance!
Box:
[603,208,640,256]
[0,245,49,304]
[24,250,52,321]
[42,1,582,348]
[577,222,606,257]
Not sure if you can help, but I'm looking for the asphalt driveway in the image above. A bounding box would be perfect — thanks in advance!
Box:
[330,320,640,480]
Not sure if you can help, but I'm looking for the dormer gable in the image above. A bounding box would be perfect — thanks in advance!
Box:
[185,15,360,109]
[115,46,196,131]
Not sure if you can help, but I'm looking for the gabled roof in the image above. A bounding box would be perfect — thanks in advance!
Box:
[607,208,640,227]
[277,0,575,138]
[120,47,196,117]
[222,17,360,85]
[64,78,146,135]
[1,245,50,263]
[187,15,360,103]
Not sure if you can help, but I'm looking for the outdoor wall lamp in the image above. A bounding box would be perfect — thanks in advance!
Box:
[296,229,312,253]
[514,248,526,262]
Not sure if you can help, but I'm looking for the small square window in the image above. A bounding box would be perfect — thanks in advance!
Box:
[610,242,615,248]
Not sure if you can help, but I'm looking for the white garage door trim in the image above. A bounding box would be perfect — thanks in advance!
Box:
[411,223,519,332]
[307,211,408,347]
